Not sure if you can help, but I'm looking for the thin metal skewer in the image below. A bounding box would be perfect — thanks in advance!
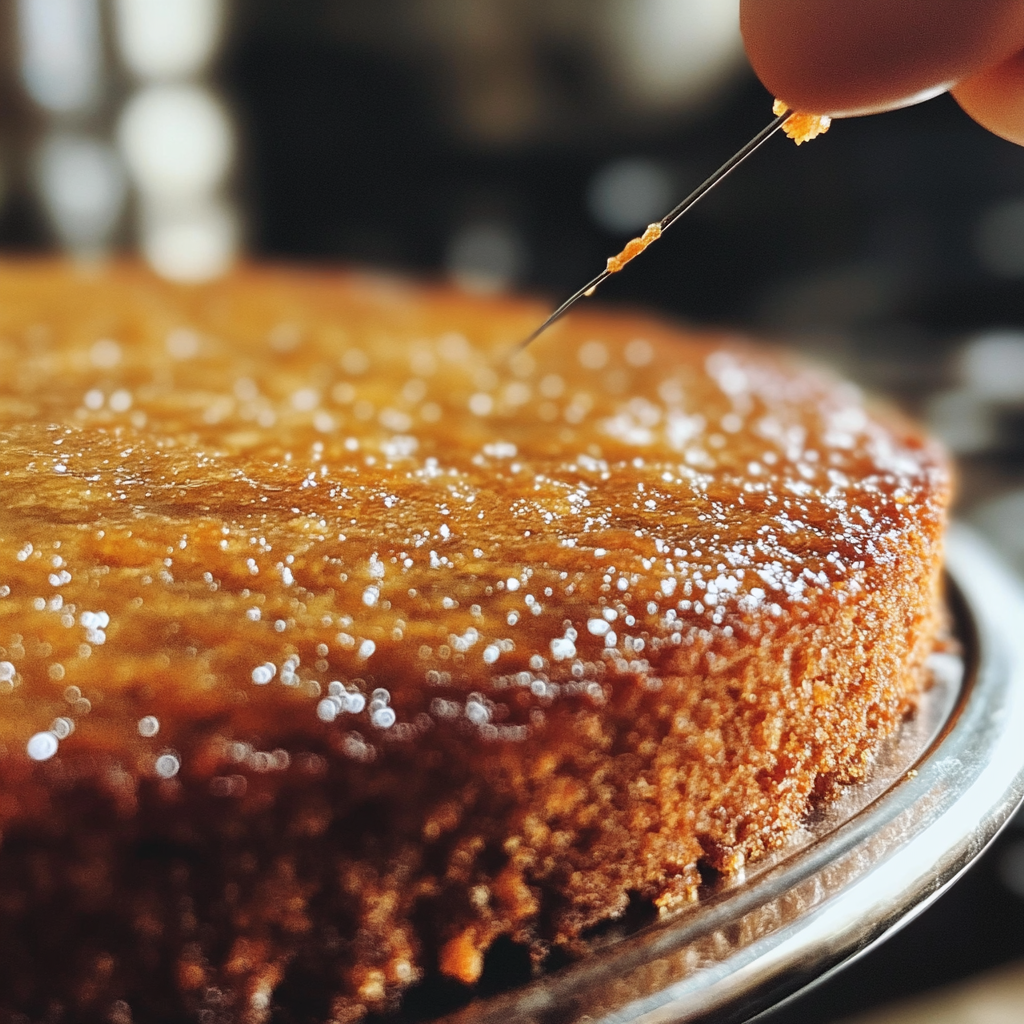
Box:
[520,108,792,348]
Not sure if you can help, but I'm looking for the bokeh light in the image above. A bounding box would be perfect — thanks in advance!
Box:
[17,0,102,113]
[34,132,126,254]
[114,0,224,81]
[118,85,233,201]
[587,157,677,233]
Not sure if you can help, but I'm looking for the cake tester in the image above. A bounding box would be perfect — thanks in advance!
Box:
[522,102,831,348]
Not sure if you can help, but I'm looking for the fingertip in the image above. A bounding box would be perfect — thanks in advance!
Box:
[741,0,1024,118]
[953,52,1024,146]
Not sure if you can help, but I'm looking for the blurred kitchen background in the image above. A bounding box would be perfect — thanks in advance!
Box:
[1,1,1023,1021]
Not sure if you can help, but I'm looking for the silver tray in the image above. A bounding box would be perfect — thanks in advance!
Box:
[440,525,1024,1024]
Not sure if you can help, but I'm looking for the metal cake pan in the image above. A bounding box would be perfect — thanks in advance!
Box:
[436,524,1024,1024]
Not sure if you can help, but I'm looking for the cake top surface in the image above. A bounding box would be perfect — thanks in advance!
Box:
[0,261,950,779]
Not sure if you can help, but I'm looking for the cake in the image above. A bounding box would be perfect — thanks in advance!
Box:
[0,261,950,1023]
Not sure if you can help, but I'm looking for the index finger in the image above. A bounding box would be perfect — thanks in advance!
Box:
[740,0,1024,116]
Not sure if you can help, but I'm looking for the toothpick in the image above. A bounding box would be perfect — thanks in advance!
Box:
[521,108,794,348]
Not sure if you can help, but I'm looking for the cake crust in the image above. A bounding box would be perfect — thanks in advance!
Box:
[0,262,950,1022]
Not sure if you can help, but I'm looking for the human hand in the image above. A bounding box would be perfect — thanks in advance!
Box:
[740,0,1024,145]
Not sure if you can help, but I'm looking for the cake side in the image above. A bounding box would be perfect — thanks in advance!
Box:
[0,261,950,1023]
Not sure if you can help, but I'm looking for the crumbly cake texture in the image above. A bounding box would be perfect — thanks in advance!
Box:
[0,262,949,1023]
[773,98,832,144]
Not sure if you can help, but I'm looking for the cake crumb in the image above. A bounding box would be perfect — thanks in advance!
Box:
[774,98,832,144]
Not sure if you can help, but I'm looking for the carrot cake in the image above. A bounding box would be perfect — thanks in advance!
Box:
[0,261,950,1023]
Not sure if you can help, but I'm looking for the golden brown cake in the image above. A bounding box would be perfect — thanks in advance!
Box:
[0,261,950,1023]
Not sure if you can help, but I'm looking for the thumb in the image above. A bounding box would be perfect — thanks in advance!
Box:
[953,51,1024,146]
[740,0,1024,118]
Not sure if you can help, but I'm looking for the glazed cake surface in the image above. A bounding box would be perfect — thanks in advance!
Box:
[0,262,950,1023]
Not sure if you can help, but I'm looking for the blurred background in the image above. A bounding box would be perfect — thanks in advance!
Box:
[1,1,1023,1020]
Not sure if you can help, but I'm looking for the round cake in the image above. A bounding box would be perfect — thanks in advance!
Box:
[0,261,950,1023]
